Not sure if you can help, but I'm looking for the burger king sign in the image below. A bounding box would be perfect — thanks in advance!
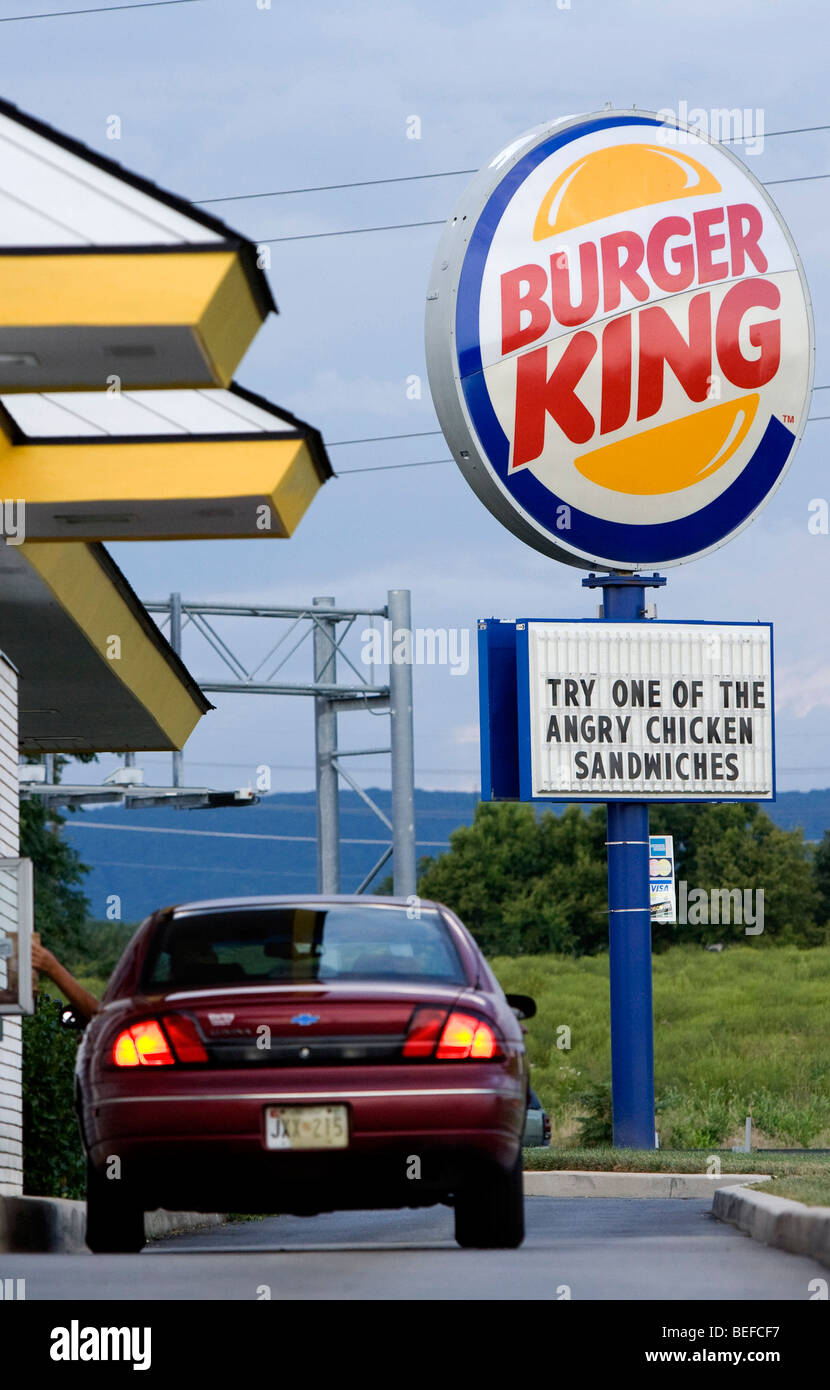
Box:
[425,110,814,570]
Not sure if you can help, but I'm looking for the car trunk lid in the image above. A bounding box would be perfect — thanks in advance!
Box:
[152,982,467,1066]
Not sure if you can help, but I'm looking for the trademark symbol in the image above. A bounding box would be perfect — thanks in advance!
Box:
[782,414,795,424]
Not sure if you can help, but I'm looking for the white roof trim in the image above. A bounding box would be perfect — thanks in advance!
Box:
[0,108,224,248]
[1,387,297,439]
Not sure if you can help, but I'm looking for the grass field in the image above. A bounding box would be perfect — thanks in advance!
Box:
[74,946,830,1150]
[522,1147,830,1176]
[762,1176,830,1205]
[492,944,830,1149]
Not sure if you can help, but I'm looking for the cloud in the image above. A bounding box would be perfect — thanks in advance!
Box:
[280,368,433,424]
[775,662,830,718]
[7,0,830,798]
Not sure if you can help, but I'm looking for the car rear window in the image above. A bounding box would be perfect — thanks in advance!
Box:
[140,904,466,990]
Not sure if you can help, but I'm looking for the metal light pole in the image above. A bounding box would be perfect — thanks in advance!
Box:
[388,589,416,897]
[313,596,340,893]
[170,591,184,789]
[584,571,665,1149]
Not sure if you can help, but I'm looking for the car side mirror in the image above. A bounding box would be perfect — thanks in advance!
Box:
[506,993,536,1020]
[60,1005,86,1031]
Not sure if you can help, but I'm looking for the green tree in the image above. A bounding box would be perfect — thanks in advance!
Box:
[651,803,823,949]
[416,802,608,955]
[22,995,86,1199]
[812,829,830,924]
[20,755,95,1196]
[20,797,90,959]
[415,800,823,957]
[67,919,135,978]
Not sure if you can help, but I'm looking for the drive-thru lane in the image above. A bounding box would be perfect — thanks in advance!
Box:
[2,1198,825,1300]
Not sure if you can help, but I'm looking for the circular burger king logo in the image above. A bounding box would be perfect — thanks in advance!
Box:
[425,110,814,570]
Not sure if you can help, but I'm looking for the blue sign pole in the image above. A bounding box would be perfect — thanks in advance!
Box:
[583,572,665,1149]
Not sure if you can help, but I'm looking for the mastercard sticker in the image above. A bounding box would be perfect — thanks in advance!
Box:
[426,110,814,570]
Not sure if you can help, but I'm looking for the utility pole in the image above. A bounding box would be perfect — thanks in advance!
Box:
[313,596,340,893]
[388,589,416,897]
[170,592,184,788]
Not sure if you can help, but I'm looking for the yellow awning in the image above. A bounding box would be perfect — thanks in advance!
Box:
[0,541,211,753]
[0,95,274,392]
[0,384,333,541]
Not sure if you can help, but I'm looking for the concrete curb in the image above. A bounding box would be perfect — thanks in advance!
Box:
[713,1183,830,1269]
[144,1210,226,1242]
[523,1170,772,1199]
[0,1195,225,1253]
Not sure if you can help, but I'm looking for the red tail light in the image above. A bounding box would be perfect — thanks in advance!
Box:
[162,1014,208,1063]
[113,1020,173,1067]
[403,1007,447,1057]
[437,1011,500,1060]
[404,1007,501,1060]
[112,1015,208,1067]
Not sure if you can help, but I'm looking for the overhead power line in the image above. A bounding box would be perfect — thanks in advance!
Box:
[328,389,829,451]
[328,429,443,447]
[68,820,449,848]
[255,169,828,244]
[338,457,453,476]
[339,416,830,477]
[197,169,479,204]
[731,122,830,139]
[82,756,481,787]
[764,171,830,186]
[197,122,830,205]
[0,0,203,20]
[258,218,444,244]
[76,858,319,879]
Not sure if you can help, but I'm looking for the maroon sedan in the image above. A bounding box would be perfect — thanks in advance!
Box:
[73,895,534,1252]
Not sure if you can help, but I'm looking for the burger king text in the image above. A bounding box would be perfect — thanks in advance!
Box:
[501,202,780,467]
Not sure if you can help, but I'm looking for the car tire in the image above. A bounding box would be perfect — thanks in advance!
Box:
[85,1160,146,1254]
[454,1150,525,1249]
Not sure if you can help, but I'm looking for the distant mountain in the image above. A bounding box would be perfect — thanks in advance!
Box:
[758,789,830,840]
[61,787,830,924]
[63,789,477,923]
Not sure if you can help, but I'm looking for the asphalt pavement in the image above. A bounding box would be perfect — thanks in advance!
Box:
[2,1198,826,1300]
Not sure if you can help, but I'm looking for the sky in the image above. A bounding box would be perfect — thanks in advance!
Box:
[3,0,830,797]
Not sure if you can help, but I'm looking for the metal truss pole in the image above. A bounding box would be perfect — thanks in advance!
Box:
[142,592,412,894]
[387,589,416,897]
[313,596,340,893]
[170,591,184,789]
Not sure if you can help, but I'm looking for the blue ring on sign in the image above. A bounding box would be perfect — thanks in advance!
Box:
[455,115,796,564]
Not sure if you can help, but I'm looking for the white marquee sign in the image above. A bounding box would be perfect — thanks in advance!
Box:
[518,621,773,801]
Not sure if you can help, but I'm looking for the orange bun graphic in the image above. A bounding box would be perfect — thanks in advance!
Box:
[574,395,759,495]
[533,144,722,240]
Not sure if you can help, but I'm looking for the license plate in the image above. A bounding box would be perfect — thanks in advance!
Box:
[264,1104,349,1151]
